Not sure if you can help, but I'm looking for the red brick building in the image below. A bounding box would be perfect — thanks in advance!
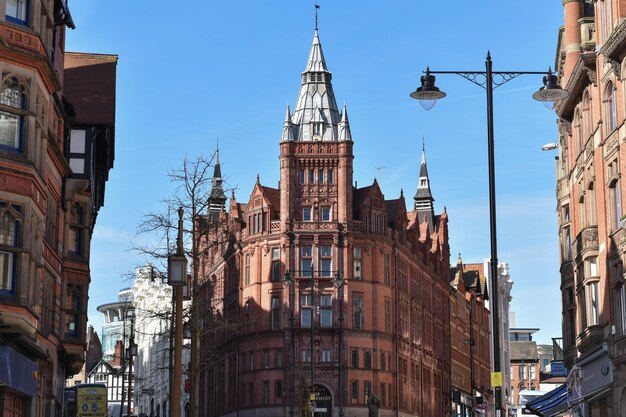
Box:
[196,29,451,417]
[554,0,626,415]
[0,2,116,417]
[449,257,491,417]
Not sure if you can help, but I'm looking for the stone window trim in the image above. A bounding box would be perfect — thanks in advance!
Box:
[5,0,30,26]
[0,201,22,295]
[603,80,618,134]
[0,73,30,153]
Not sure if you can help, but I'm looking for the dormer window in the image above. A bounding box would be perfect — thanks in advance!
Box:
[312,122,323,139]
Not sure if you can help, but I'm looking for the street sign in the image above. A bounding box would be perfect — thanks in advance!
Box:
[491,371,502,387]
[314,408,327,412]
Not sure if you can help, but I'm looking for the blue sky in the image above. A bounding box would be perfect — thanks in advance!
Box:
[67,1,564,345]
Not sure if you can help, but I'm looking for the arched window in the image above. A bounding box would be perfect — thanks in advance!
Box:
[574,108,583,154]
[587,181,597,225]
[0,201,21,294]
[608,160,621,232]
[582,90,592,142]
[605,81,617,134]
[0,75,28,152]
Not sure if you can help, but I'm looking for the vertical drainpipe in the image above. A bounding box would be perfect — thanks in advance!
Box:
[288,230,296,417]
[338,225,344,417]
[236,249,241,417]
[394,246,399,417]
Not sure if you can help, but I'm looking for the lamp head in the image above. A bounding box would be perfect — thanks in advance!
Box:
[532,68,569,103]
[332,271,344,289]
[410,68,446,111]
[167,254,188,286]
[541,142,559,151]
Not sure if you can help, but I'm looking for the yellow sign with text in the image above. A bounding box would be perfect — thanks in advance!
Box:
[77,384,107,417]
[491,372,502,388]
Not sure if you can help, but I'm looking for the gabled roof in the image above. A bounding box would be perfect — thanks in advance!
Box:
[463,263,488,299]
[353,185,375,208]
[88,359,118,376]
[259,185,280,209]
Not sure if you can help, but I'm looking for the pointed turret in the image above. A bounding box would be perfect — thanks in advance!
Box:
[290,29,341,141]
[338,103,352,141]
[281,105,294,142]
[208,145,227,222]
[414,142,435,232]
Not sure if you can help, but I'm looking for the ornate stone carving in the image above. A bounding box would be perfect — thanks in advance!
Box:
[582,226,598,251]
[604,132,619,157]
[584,66,597,86]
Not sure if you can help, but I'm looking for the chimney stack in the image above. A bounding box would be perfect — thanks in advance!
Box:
[112,340,124,367]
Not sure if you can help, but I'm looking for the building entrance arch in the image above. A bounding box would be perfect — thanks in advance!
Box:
[311,384,332,417]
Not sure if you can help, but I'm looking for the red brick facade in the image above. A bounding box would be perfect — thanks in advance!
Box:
[197,30,451,417]
[0,3,115,417]
[449,259,491,416]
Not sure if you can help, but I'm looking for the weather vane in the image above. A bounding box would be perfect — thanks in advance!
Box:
[315,2,319,30]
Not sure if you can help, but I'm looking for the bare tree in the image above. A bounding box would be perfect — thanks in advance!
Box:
[130,154,238,417]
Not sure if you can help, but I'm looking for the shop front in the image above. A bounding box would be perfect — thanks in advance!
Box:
[567,343,612,417]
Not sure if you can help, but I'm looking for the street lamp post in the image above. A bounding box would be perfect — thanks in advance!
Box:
[331,271,344,417]
[168,208,188,417]
[126,308,138,417]
[410,52,568,417]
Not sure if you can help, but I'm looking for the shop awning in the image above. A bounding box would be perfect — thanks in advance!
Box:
[525,384,569,417]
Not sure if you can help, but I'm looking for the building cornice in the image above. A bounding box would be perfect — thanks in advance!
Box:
[599,19,626,77]
[557,52,596,120]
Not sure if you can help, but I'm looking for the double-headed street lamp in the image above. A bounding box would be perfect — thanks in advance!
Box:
[410,52,569,417]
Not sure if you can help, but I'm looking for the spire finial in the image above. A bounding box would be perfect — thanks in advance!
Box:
[315,2,319,31]
[215,137,220,164]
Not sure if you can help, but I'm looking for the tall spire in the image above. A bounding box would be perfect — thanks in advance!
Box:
[338,102,352,141]
[290,25,342,141]
[414,141,435,232]
[208,141,227,222]
[281,104,294,141]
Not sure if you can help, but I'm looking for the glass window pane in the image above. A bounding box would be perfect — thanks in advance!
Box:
[70,130,86,153]
[321,309,332,327]
[301,259,312,276]
[6,0,28,22]
[301,309,312,327]
[320,259,331,276]
[0,251,14,290]
[0,112,19,149]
